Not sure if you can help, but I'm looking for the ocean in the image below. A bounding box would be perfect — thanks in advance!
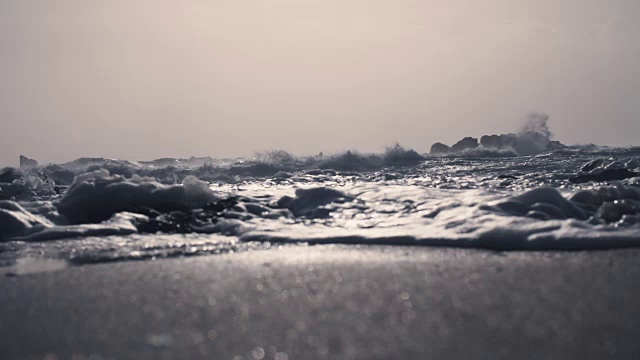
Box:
[3,141,640,270]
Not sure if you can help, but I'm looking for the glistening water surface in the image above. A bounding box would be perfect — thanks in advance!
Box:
[3,145,640,271]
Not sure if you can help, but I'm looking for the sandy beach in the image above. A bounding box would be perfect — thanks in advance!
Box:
[2,245,640,360]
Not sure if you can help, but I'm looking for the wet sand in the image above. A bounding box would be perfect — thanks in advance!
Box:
[2,245,640,360]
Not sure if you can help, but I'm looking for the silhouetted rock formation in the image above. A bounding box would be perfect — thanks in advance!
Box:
[569,168,639,184]
[431,132,565,156]
[19,155,38,168]
[429,114,565,156]
[480,135,501,149]
[450,137,479,153]
[479,132,554,154]
[430,143,450,155]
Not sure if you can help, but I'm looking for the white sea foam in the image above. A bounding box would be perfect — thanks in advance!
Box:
[57,170,219,224]
[0,170,221,242]
[241,184,640,250]
[3,145,640,263]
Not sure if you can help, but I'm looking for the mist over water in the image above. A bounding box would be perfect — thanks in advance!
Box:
[516,112,554,153]
[521,112,552,140]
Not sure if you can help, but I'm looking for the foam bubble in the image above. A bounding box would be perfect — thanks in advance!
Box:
[56,170,220,224]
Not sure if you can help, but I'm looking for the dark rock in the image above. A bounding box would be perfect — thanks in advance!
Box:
[487,134,516,149]
[480,133,564,154]
[0,168,19,184]
[451,137,479,153]
[480,135,501,149]
[430,143,451,155]
[135,197,238,234]
[19,155,38,168]
[433,114,564,156]
[569,168,639,184]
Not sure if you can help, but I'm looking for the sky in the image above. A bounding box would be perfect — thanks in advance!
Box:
[1,0,640,166]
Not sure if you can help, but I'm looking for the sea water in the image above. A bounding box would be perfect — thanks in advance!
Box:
[2,144,640,269]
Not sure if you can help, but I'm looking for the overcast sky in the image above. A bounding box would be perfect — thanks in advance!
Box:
[1,0,639,166]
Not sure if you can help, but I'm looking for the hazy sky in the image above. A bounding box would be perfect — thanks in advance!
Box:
[1,0,639,166]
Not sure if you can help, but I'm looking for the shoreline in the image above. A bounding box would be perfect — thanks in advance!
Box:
[2,245,640,359]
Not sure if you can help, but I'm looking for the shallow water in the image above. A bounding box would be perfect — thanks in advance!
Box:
[2,145,640,269]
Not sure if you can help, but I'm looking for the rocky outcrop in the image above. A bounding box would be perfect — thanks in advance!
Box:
[480,132,566,155]
[429,143,451,155]
[433,132,565,156]
[450,137,479,153]
[19,155,38,168]
[570,158,639,184]
[569,168,639,184]
[480,135,501,149]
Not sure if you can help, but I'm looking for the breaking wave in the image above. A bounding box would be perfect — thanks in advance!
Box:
[3,143,640,267]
